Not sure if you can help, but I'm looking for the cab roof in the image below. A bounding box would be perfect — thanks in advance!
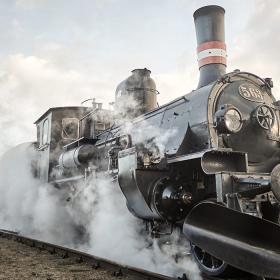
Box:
[34,106,89,124]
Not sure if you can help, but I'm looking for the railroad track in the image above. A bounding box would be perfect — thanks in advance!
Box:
[0,229,263,280]
[0,229,180,280]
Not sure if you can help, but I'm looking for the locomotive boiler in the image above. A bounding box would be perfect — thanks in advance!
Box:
[8,5,280,279]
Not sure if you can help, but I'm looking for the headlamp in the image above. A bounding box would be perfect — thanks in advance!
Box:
[215,105,243,134]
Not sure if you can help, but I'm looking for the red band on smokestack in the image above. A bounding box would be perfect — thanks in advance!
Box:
[197,41,226,52]
[197,40,227,68]
[198,56,227,68]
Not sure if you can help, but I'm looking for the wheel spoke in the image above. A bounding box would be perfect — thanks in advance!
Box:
[201,251,206,263]
[211,256,215,268]
[260,118,266,126]
[264,118,270,128]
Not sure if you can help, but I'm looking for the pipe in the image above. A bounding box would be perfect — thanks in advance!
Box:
[193,5,226,88]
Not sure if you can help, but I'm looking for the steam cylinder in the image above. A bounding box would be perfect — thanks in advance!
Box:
[115,68,157,119]
[194,5,227,88]
[59,145,97,169]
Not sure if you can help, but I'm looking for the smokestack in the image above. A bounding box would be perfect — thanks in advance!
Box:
[193,5,226,88]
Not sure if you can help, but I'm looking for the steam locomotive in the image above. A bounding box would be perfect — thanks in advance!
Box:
[9,5,280,279]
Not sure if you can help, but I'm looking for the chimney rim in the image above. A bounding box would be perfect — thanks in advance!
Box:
[131,68,151,75]
[193,5,225,20]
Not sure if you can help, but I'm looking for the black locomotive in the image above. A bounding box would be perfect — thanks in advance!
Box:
[8,5,280,279]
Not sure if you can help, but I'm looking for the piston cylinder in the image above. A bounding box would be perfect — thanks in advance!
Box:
[59,145,97,169]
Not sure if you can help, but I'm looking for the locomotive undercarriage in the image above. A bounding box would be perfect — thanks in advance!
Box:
[50,129,280,279]
[117,148,280,277]
[216,172,279,220]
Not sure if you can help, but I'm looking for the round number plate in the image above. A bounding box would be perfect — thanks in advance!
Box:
[239,84,264,102]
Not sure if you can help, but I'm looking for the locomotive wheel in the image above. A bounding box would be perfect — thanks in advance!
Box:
[190,242,240,278]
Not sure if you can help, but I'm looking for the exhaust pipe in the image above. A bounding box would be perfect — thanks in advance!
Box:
[194,5,227,88]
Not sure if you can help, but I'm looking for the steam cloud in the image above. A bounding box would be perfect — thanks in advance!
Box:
[0,143,81,244]
[0,56,200,278]
[0,142,201,280]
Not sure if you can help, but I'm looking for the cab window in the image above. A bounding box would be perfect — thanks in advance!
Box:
[62,118,79,140]
[42,119,49,145]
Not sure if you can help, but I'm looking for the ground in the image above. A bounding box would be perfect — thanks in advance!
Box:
[0,236,133,280]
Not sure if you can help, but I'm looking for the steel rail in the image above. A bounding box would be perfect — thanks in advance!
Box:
[0,229,264,280]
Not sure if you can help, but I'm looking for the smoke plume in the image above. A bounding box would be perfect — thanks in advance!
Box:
[0,142,201,280]
[0,143,81,244]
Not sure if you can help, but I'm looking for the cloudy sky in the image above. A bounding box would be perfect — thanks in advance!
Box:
[0,0,279,153]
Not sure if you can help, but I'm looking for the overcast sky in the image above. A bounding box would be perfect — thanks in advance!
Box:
[0,0,279,153]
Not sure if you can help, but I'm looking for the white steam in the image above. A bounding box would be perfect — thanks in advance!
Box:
[0,143,201,280]
[77,175,201,279]
[0,143,80,244]
[122,119,178,161]
[0,74,198,279]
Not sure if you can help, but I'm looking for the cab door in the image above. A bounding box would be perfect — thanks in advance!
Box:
[37,114,51,182]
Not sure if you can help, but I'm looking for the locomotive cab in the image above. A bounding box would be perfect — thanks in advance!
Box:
[34,101,115,185]
[35,106,90,182]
